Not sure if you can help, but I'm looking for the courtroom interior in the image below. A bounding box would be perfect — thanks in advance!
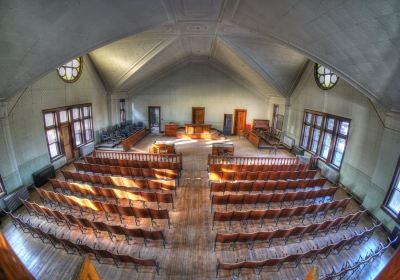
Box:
[0,1,399,279]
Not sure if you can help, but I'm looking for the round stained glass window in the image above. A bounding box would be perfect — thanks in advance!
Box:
[57,57,82,82]
[314,63,339,90]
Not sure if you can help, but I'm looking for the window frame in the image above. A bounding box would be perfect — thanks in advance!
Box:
[57,57,83,83]
[314,63,339,90]
[300,109,350,170]
[120,99,126,125]
[300,112,312,150]
[42,103,94,161]
[69,105,94,148]
[70,107,83,148]
[382,156,400,223]
[310,114,324,155]
[320,117,335,161]
[82,105,94,143]
[43,111,63,162]
[300,111,324,156]
[330,119,349,169]
[272,104,279,130]
[0,174,6,196]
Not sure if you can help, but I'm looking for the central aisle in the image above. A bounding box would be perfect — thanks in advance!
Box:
[140,136,215,279]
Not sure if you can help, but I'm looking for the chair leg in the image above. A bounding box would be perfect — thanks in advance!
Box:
[125,235,131,245]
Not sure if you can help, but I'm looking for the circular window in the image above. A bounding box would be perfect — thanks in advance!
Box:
[57,57,82,82]
[314,63,339,90]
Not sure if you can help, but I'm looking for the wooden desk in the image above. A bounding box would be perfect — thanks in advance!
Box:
[185,124,211,134]
[164,123,178,137]
[247,130,261,148]
[150,141,176,154]
[212,143,234,156]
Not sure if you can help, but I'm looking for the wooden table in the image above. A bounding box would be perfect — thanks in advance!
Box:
[212,143,234,156]
[149,141,176,154]
[185,124,211,134]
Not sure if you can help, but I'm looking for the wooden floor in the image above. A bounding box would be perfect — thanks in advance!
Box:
[0,135,395,280]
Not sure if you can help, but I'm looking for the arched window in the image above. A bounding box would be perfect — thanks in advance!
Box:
[314,63,339,90]
[57,57,82,82]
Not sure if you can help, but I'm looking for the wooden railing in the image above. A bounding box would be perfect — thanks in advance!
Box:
[207,155,298,166]
[208,170,316,181]
[93,150,183,170]
[121,128,147,151]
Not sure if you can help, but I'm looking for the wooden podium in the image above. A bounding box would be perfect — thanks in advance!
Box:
[164,123,178,137]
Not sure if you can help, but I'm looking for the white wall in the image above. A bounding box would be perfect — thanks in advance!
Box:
[285,62,400,231]
[129,62,283,131]
[0,55,109,197]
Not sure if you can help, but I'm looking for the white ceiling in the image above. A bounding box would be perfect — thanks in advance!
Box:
[1,0,400,112]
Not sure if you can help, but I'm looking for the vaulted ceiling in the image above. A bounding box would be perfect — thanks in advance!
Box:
[88,30,307,98]
[1,0,400,112]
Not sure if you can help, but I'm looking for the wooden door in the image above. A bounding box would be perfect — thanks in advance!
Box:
[60,123,74,161]
[223,114,233,135]
[192,107,205,124]
[234,109,247,135]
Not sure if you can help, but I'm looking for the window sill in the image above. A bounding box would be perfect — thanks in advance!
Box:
[381,205,400,224]
[307,154,341,172]
[50,155,64,163]
[324,161,340,172]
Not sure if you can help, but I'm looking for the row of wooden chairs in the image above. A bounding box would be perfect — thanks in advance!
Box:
[207,155,299,166]
[75,162,179,180]
[215,223,380,277]
[210,178,327,195]
[20,200,166,247]
[8,212,160,273]
[214,210,367,250]
[212,198,351,229]
[208,163,308,172]
[209,170,316,181]
[92,150,182,170]
[85,156,181,171]
[210,187,338,211]
[62,171,176,192]
[50,179,174,210]
[36,188,171,228]
[321,238,397,280]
